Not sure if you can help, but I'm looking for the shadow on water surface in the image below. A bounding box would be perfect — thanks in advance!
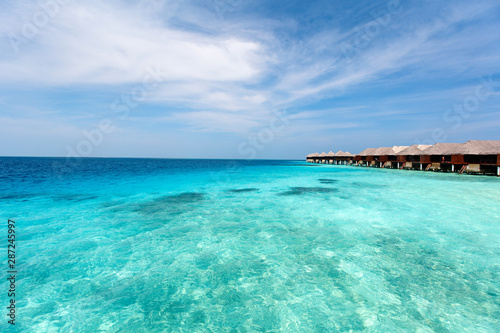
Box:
[278,187,338,196]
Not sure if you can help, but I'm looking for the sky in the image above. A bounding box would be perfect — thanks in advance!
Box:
[0,0,499,159]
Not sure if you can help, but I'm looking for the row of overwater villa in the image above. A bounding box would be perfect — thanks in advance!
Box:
[306,140,500,176]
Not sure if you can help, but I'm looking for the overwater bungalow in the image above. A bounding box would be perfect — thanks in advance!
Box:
[388,146,409,168]
[371,147,391,167]
[326,151,335,164]
[396,145,431,170]
[419,143,463,171]
[361,146,408,168]
[332,150,345,164]
[372,146,408,168]
[334,151,355,165]
[356,148,378,166]
[318,152,327,163]
[306,152,320,163]
[445,140,500,175]
[306,140,500,176]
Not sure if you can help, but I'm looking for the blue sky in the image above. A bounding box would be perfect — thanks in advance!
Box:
[1,0,499,159]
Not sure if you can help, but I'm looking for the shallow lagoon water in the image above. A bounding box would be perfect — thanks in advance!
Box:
[0,157,499,332]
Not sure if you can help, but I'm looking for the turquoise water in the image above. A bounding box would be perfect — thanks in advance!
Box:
[0,157,499,332]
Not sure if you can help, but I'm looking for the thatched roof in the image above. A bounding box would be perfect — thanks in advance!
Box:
[373,147,394,155]
[396,144,432,156]
[444,140,500,155]
[334,150,354,157]
[369,146,409,156]
[393,146,409,154]
[357,148,378,156]
[421,143,462,155]
[309,141,500,159]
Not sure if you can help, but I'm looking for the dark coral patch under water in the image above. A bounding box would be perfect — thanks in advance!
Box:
[133,192,205,214]
[0,193,42,201]
[278,187,338,196]
[53,194,99,202]
[318,178,338,184]
[350,181,387,188]
[227,188,259,193]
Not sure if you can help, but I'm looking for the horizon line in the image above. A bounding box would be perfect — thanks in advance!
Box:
[0,155,303,161]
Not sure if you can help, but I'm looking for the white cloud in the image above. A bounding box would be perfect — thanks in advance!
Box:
[145,82,270,111]
[272,1,500,108]
[0,1,264,85]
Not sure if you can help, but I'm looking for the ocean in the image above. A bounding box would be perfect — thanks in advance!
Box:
[0,157,499,332]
